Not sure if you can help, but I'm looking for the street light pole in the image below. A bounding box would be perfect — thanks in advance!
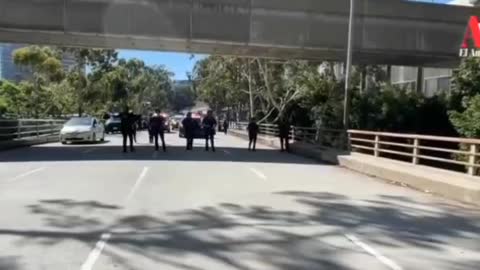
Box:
[343,0,355,129]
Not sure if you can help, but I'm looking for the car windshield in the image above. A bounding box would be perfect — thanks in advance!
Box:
[65,118,92,126]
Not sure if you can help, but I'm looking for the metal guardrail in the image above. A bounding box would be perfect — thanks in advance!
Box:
[348,130,480,176]
[233,122,480,177]
[0,119,65,141]
[233,122,347,149]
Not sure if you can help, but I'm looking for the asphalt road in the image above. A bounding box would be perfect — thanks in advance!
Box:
[0,131,479,270]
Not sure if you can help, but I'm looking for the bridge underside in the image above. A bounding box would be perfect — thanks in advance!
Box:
[0,0,476,67]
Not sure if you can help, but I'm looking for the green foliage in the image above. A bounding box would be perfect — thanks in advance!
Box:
[172,84,195,112]
[447,57,480,138]
[449,95,480,138]
[1,46,173,119]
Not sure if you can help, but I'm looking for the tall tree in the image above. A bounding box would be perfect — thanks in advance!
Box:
[13,46,64,118]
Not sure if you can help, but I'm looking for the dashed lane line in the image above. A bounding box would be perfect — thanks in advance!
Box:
[80,166,150,270]
[80,233,111,270]
[249,167,267,180]
[7,167,46,183]
[345,234,403,270]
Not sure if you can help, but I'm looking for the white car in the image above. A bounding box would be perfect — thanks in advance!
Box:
[60,117,105,144]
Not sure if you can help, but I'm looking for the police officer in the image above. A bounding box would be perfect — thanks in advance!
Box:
[223,119,229,135]
[182,112,196,150]
[278,118,291,152]
[120,108,135,153]
[149,109,167,152]
[247,117,259,151]
[202,110,217,152]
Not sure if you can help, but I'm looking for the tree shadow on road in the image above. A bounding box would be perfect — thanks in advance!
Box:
[1,193,480,269]
[0,145,319,165]
[0,256,20,270]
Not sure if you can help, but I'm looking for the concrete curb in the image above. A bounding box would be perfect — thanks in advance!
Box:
[339,154,480,205]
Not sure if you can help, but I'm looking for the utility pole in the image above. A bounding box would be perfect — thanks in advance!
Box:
[343,0,355,129]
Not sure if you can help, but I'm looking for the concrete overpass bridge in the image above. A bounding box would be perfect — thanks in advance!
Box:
[0,0,477,67]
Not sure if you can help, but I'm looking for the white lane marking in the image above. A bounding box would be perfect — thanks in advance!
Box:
[80,233,111,270]
[222,149,231,155]
[80,166,150,270]
[249,167,267,180]
[8,167,46,182]
[345,234,403,270]
[125,166,149,202]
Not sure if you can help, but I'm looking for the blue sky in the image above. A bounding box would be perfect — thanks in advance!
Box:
[117,50,205,81]
[117,0,453,80]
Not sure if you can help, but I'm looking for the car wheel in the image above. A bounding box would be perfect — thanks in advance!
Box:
[61,141,67,145]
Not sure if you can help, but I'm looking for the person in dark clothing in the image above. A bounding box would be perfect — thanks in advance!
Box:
[223,120,229,135]
[247,118,259,151]
[132,117,138,143]
[120,109,135,153]
[278,119,291,152]
[182,112,196,150]
[147,113,154,144]
[149,110,167,152]
[202,110,217,152]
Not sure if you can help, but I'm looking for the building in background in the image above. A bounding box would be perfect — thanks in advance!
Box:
[0,43,77,82]
[389,0,479,96]
[0,43,32,82]
[390,66,452,97]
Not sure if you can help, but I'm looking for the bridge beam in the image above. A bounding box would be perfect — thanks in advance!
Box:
[0,0,475,67]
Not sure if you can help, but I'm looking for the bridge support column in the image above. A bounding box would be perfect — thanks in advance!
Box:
[416,67,424,94]
[386,66,392,85]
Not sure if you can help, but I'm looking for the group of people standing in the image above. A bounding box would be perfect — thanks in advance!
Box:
[181,110,218,152]
[119,109,222,153]
[246,117,290,152]
[119,107,291,153]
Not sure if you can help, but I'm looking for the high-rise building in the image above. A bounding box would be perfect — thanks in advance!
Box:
[0,43,32,82]
[0,43,77,82]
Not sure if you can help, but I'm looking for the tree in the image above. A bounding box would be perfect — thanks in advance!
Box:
[172,83,195,112]
[449,95,480,138]
[450,57,480,111]
[61,48,118,116]
[0,80,22,116]
[13,46,64,118]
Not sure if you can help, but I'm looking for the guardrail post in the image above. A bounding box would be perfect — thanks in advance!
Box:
[412,138,419,164]
[374,135,380,157]
[17,120,22,139]
[36,121,39,138]
[468,144,477,176]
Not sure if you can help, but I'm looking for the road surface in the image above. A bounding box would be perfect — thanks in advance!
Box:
[0,131,479,270]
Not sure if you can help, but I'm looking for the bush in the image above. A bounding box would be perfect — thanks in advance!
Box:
[449,95,480,138]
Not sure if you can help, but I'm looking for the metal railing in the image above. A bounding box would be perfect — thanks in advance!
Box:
[348,130,480,176]
[233,122,347,149]
[0,119,65,141]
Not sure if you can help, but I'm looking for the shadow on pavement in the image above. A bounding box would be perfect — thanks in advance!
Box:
[2,193,479,269]
[0,145,319,165]
[0,256,20,270]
